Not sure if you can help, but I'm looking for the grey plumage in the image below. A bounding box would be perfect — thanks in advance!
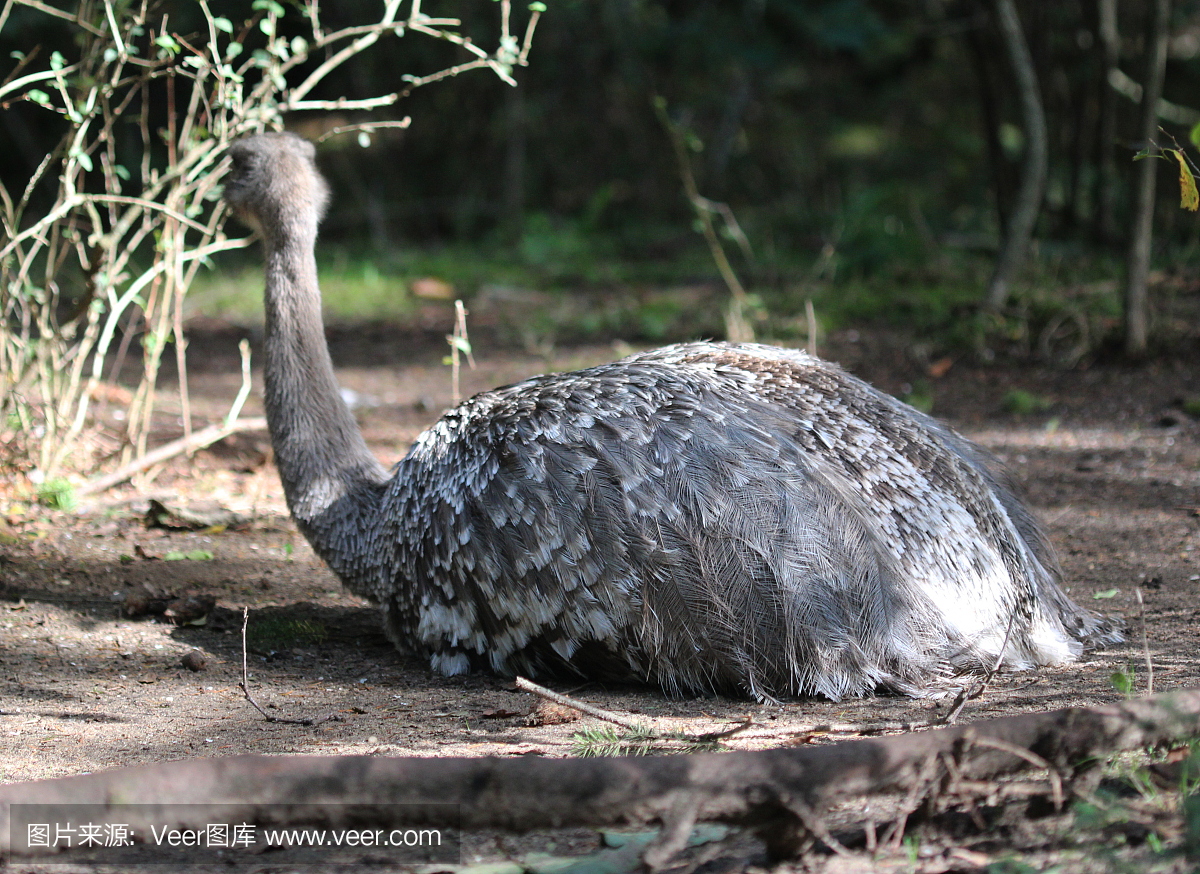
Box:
[223,132,1120,702]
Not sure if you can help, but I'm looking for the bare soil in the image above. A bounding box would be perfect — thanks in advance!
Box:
[2,321,1199,872]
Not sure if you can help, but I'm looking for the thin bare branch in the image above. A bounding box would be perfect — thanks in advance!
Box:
[288,94,400,112]
[316,118,412,142]
[77,417,267,497]
[401,58,494,90]
[9,0,102,34]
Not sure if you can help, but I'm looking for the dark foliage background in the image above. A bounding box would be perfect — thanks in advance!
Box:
[3,0,1200,320]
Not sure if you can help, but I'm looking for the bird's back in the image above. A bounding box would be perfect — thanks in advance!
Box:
[368,342,1113,700]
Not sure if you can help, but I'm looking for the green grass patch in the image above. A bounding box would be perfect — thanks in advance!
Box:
[186,226,1149,358]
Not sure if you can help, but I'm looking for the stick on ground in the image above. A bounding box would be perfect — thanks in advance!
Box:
[239,607,338,727]
[515,675,757,742]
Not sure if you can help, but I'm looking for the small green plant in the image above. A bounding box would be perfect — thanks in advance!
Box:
[36,477,77,511]
[572,724,658,757]
[652,96,758,343]
[1001,389,1051,416]
[1110,663,1136,697]
[571,722,723,757]
[442,300,475,404]
[903,833,920,866]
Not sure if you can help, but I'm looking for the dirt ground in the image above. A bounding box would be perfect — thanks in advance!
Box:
[1,318,1199,872]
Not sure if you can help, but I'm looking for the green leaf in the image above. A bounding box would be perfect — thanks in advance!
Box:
[50,51,65,71]
[252,0,286,14]
[213,16,233,33]
[27,89,50,105]
[155,35,179,59]
[1191,120,1200,150]
[529,1,547,10]
[37,478,76,511]
[357,131,371,149]
[1093,588,1118,600]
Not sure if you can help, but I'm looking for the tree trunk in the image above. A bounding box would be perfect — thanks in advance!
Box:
[1095,0,1121,243]
[985,0,1048,310]
[1124,0,1171,357]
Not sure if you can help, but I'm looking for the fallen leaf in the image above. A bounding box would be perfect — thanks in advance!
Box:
[524,701,581,727]
[164,595,216,624]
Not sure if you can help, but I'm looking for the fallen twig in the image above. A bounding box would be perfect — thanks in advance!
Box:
[239,607,339,727]
[515,676,647,731]
[515,675,756,743]
[77,417,267,497]
[1137,587,1153,694]
[942,609,1019,725]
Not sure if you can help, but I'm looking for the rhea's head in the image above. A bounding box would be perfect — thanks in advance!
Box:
[223,132,330,241]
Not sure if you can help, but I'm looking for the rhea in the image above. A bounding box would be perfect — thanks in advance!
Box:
[222,132,1117,701]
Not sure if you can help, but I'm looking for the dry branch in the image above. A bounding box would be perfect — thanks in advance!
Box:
[75,416,267,497]
[2,688,1198,859]
[515,675,648,731]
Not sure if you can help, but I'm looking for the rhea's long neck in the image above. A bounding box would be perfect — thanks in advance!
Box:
[261,226,389,585]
